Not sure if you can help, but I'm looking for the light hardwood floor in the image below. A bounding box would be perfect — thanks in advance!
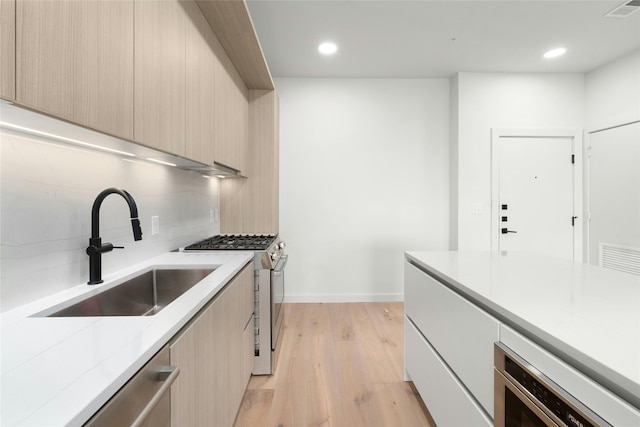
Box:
[234,302,436,427]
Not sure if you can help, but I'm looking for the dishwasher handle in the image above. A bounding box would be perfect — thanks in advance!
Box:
[130,365,180,427]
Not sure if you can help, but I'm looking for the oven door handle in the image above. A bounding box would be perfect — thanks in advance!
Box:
[273,254,288,276]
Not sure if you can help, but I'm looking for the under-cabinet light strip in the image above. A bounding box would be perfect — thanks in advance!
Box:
[145,158,177,167]
[0,122,137,157]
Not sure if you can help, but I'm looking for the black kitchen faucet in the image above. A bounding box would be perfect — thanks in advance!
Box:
[86,188,143,284]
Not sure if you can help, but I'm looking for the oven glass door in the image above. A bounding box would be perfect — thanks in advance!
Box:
[505,387,554,427]
[495,370,558,427]
[271,254,287,350]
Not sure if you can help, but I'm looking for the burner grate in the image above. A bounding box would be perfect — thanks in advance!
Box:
[185,234,276,251]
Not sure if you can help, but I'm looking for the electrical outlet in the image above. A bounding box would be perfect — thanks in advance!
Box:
[151,216,159,235]
[214,209,220,222]
[209,210,214,224]
[471,203,483,215]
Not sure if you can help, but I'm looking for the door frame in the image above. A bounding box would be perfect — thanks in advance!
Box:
[490,128,583,261]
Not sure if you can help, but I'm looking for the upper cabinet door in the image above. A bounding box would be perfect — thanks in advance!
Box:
[184,0,215,166]
[1,0,15,101]
[16,0,134,139]
[212,35,249,174]
[134,0,186,156]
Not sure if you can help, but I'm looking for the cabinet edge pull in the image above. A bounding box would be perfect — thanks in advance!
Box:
[130,365,180,427]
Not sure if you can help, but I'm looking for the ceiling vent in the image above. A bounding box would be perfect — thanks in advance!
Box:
[605,0,640,18]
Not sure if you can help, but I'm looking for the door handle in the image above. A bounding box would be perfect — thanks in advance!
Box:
[501,228,518,234]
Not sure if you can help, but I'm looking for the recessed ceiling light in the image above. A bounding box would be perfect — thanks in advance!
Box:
[543,47,567,59]
[318,42,338,55]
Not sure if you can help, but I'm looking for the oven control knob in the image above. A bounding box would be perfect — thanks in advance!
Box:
[270,252,279,261]
[278,242,286,250]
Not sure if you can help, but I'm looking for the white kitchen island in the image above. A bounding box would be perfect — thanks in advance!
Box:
[404,251,640,427]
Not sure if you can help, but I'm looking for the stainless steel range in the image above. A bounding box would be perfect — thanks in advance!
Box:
[184,234,286,375]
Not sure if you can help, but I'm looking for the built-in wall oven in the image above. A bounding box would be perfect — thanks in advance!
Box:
[184,234,286,375]
[494,343,611,427]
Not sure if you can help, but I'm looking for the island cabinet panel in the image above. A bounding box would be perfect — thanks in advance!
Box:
[170,262,253,427]
[212,32,249,174]
[15,0,134,139]
[134,0,186,155]
[0,0,15,100]
[405,319,492,427]
[404,260,500,421]
[184,0,215,165]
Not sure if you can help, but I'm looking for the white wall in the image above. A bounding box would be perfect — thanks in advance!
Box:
[585,49,640,132]
[449,74,459,250]
[0,128,220,312]
[452,72,585,250]
[275,78,450,302]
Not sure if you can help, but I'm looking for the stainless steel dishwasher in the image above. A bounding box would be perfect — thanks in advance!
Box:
[84,346,179,427]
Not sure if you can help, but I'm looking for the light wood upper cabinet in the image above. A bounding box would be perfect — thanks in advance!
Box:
[170,263,253,427]
[15,0,134,139]
[221,90,279,234]
[0,0,15,101]
[212,34,249,174]
[184,0,215,165]
[9,0,266,178]
[134,0,186,155]
[195,0,274,90]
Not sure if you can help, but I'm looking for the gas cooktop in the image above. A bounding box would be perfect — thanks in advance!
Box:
[184,234,277,251]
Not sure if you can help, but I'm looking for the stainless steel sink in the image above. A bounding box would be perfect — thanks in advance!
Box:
[46,269,215,317]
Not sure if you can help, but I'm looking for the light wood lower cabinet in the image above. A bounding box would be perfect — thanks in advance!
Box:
[170,262,254,427]
[0,0,15,101]
[15,0,134,139]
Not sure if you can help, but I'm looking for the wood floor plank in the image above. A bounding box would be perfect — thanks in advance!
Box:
[234,303,435,427]
[234,389,274,427]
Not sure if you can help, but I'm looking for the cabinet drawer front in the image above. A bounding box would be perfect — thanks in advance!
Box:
[405,261,499,416]
[405,319,492,427]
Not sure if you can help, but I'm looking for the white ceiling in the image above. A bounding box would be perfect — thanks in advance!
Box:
[246,0,640,78]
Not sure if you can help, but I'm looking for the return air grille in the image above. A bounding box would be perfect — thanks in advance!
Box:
[599,243,640,276]
[605,0,640,18]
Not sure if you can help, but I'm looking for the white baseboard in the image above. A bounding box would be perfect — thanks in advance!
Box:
[284,293,404,303]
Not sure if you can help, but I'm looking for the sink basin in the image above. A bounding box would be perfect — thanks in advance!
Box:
[45,268,215,317]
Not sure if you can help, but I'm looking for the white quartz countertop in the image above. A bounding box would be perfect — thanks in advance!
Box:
[405,251,640,410]
[1,251,253,426]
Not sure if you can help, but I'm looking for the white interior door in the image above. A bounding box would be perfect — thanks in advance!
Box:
[492,130,582,261]
[588,122,640,270]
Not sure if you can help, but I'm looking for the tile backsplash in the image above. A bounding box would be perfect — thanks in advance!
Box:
[0,129,220,312]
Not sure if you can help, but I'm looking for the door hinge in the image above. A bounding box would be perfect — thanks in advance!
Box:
[571,154,575,164]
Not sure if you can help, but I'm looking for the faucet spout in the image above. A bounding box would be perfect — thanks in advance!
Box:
[90,188,141,239]
[87,188,143,284]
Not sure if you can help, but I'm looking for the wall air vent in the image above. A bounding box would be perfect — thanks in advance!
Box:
[605,0,640,18]
[599,243,640,276]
